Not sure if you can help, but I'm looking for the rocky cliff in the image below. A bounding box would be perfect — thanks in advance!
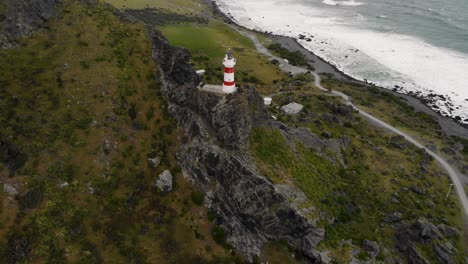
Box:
[150,27,325,262]
[0,0,61,48]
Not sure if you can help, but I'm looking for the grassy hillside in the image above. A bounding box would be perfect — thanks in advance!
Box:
[103,0,205,13]
[104,0,287,94]
[2,0,466,262]
[0,1,239,263]
[251,92,465,262]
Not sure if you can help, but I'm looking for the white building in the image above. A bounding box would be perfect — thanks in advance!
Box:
[264,97,272,106]
[281,102,304,115]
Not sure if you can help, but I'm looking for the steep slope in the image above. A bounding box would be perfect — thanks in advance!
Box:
[150,27,326,262]
[0,1,239,263]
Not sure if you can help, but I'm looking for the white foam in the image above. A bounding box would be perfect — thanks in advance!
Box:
[322,0,365,6]
[214,0,468,123]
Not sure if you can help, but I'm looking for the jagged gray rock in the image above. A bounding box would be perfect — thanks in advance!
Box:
[3,183,18,197]
[154,170,173,192]
[362,240,379,258]
[394,218,461,264]
[0,138,27,174]
[410,185,427,195]
[437,224,459,238]
[150,27,324,262]
[433,242,457,264]
[384,212,403,223]
[1,0,61,48]
[147,157,160,169]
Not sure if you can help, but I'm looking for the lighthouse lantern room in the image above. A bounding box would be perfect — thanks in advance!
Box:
[222,48,237,94]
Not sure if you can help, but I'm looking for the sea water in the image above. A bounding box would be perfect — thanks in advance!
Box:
[213,0,468,123]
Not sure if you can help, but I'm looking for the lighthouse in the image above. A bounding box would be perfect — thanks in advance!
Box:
[222,48,237,94]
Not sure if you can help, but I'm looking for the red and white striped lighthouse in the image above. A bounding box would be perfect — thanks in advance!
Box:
[222,48,237,94]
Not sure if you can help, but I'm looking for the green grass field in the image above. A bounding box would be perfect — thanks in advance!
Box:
[161,21,287,93]
[103,0,205,13]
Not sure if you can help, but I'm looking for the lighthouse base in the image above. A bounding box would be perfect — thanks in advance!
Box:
[222,85,237,94]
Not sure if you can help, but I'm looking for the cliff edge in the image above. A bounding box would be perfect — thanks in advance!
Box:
[150,27,325,262]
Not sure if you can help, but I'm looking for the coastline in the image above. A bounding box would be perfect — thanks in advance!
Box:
[207,0,468,139]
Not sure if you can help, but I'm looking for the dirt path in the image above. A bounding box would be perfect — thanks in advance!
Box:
[237,28,468,218]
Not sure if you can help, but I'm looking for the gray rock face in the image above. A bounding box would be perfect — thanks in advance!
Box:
[3,183,18,196]
[394,218,461,264]
[384,212,403,223]
[150,28,324,262]
[362,240,379,258]
[147,157,160,169]
[321,130,332,139]
[433,242,457,264]
[389,135,408,150]
[0,138,27,174]
[410,185,427,195]
[437,224,459,238]
[1,0,61,48]
[154,170,173,192]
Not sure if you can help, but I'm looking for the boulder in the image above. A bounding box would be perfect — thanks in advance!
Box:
[384,212,403,223]
[433,242,457,264]
[0,138,27,173]
[321,130,332,139]
[412,218,440,241]
[6,234,32,263]
[362,240,379,258]
[442,147,457,156]
[407,246,429,264]
[18,186,43,209]
[337,136,351,149]
[395,218,444,262]
[1,0,61,47]
[155,170,173,192]
[3,183,19,196]
[437,224,459,238]
[147,157,160,169]
[411,185,426,195]
[389,135,408,150]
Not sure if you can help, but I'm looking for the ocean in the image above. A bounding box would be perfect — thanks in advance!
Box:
[213,0,468,124]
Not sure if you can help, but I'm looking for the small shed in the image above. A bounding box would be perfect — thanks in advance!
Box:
[264,97,272,106]
[281,102,304,115]
[196,70,206,76]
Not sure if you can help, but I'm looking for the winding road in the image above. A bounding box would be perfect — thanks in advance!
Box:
[237,29,468,218]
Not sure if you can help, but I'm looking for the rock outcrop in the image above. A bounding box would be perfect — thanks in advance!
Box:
[154,170,173,192]
[1,0,61,48]
[150,27,324,262]
[0,138,27,174]
[395,218,459,264]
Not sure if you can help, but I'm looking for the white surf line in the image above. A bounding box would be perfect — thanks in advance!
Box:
[236,28,468,217]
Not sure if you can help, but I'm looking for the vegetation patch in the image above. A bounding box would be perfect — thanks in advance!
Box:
[0,1,238,262]
[125,8,208,26]
[161,21,287,93]
[251,90,465,261]
[267,43,310,68]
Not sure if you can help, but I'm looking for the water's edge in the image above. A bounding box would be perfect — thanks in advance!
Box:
[207,0,468,138]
